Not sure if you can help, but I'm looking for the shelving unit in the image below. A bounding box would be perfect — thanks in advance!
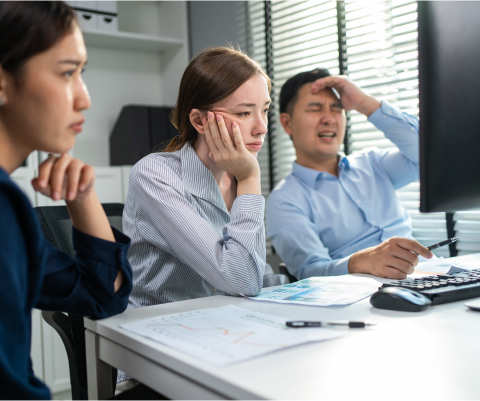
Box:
[82,29,184,52]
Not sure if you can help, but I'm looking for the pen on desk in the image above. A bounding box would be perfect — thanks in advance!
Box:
[427,237,459,251]
[286,321,376,328]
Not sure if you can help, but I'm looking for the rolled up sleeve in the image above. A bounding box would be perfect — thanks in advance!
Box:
[36,226,132,318]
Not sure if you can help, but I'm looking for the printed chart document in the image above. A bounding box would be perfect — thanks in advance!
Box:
[248,275,380,306]
[120,305,343,366]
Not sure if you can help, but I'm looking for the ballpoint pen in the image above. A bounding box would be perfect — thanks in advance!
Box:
[286,321,376,328]
[427,237,459,251]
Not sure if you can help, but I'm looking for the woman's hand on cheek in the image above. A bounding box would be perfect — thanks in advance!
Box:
[32,154,96,203]
[203,111,260,181]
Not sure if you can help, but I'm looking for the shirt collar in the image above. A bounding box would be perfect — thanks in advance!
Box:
[291,156,350,188]
[180,142,229,214]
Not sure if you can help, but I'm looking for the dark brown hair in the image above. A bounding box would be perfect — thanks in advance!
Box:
[0,1,76,77]
[164,47,271,152]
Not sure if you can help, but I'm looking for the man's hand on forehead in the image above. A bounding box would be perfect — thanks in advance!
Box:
[310,75,381,116]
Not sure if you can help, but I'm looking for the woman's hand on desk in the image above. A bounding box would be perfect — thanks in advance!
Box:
[203,112,261,195]
[348,237,434,279]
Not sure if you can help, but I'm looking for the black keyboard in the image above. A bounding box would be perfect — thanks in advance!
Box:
[381,268,480,305]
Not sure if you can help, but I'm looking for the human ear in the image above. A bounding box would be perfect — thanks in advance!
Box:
[280,112,293,137]
[189,109,206,135]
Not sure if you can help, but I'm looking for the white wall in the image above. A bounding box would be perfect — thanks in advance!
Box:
[79,48,164,166]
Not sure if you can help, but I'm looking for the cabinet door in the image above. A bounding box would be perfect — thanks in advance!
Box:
[94,166,124,203]
[121,165,133,202]
[31,309,71,395]
[41,316,71,394]
[31,309,44,381]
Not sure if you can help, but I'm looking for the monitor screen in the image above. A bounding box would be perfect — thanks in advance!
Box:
[419,2,480,212]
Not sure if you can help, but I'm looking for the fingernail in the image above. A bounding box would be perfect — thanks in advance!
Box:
[67,191,74,200]
[202,118,207,125]
[216,114,222,121]
[232,121,238,127]
[53,192,59,200]
[208,111,212,118]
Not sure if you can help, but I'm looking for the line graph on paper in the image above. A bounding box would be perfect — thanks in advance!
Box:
[120,305,343,365]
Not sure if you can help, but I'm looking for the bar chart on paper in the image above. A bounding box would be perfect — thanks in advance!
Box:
[120,305,343,365]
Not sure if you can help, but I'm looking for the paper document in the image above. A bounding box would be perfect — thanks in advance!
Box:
[248,275,379,306]
[120,305,343,366]
[416,257,470,274]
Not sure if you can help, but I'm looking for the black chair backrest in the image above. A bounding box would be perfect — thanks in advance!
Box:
[35,203,124,400]
[36,204,124,258]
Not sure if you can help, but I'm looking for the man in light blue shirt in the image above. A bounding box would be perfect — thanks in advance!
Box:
[266,68,433,280]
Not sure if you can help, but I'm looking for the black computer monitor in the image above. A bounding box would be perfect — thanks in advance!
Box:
[418,1,480,213]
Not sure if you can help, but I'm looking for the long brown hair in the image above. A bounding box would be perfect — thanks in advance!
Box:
[164,47,271,152]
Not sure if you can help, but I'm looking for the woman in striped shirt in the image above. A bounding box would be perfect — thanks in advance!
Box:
[123,47,283,307]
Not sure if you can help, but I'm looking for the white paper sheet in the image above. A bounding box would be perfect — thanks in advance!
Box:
[415,257,472,274]
[248,275,380,306]
[120,305,343,366]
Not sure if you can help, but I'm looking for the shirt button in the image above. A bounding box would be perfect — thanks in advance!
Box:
[411,127,414,131]
[388,110,392,114]
[383,115,387,119]
[356,199,360,203]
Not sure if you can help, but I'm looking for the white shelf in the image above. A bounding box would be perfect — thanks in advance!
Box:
[82,30,184,52]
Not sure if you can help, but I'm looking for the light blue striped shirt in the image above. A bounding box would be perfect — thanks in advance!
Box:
[266,101,419,279]
[123,142,267,307]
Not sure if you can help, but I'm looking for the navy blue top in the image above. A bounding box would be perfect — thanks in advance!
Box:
[0,168,133,400]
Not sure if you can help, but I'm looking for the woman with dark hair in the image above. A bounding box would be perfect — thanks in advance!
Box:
[0,2,132,399]
[123,47,284,310]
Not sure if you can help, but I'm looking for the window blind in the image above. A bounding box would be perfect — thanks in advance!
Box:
[269,1,340,188]
[454,210,480,257]
[241,1,270,196]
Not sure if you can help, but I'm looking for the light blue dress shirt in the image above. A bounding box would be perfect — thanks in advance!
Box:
[266,101,419,279]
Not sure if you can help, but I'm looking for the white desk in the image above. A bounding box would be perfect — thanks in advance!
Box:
[85,254,480,400]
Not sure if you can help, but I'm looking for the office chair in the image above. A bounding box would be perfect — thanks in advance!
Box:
[278,263,297,283]
[36,203,124,400]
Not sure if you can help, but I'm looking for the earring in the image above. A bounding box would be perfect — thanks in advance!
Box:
[0,96,4,106]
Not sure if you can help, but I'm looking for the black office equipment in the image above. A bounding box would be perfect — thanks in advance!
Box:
[110,105,178,166]
[418,2,480,212]
[377,269,480,308]
[370,287,432,312]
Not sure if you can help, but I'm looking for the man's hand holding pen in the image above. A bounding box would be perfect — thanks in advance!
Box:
[348,237,434,279]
